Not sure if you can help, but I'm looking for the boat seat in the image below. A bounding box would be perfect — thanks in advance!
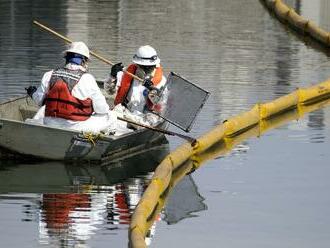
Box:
[19,105,39,121]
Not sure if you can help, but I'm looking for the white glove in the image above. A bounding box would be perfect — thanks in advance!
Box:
[104,78,117,95]
[106,110,118,134]
[143,112,161,126]
[148,89,161,104]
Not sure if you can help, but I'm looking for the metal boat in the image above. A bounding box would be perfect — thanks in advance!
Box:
[0,95,167,163]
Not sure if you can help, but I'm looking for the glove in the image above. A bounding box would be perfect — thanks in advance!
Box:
[25,86,37,98]
[143,78,154,90]
[110,62,124,77]
[104,79,117,95]
[148,89,161,104]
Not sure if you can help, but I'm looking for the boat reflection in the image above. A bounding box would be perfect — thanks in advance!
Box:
[0,142,169,247]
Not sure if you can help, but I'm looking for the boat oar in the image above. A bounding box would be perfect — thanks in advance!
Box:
[33,20,143,82]
[117,116,196,144]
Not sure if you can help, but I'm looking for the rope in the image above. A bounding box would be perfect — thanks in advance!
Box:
[82,132,103,146]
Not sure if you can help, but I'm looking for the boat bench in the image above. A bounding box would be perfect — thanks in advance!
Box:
[19,105,38,121]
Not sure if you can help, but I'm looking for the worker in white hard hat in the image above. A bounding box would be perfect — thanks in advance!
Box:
[25,41,117,134]
[105,45,167,127]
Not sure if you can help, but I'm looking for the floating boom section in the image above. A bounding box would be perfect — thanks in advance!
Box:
[129,78,330,248]
[261,0,330,47]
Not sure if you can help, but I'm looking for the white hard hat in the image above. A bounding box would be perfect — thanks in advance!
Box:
[65,41,90,59]
[132,45,160,66]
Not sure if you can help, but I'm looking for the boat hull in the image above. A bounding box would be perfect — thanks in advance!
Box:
[0,96,168,162]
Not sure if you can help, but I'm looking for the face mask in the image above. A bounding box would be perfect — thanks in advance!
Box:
[68,57,83,65]
[66,53,88,67]
[139,65,156,76]
[136,67,146,79]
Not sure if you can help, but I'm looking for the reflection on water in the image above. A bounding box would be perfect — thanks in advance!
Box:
[308,109,325,130]
[292,0,330,31]
[163,175,207,225]
[0,144,169,247]
[38,183,145,246]
[307,109,326,143]
[285,107,329,144]
[0,144,207,247]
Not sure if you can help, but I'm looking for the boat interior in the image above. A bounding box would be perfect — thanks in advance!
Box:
[0,97,39,122]
[0,92,115,122]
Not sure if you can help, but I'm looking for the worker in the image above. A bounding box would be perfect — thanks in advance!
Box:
[25,41,117,134]
[105,45,167,127]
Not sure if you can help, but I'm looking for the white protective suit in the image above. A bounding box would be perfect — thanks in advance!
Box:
[31,63,118,134]
[105,65,167,127]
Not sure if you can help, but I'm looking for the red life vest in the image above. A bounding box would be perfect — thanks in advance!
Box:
[44,68,94,121]
[114,64,163,106]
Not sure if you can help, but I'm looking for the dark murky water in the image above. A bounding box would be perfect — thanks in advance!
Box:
[1,0,330,247]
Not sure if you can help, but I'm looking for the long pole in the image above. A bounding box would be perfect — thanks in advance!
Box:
[33,20,143,82]
[117,117,196,144]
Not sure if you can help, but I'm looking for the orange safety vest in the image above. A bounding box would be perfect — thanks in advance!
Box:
[44,68,94,121]
[114,64,163,106]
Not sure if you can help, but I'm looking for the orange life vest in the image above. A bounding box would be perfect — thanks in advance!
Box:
[44,68,94,121]
[114,64,163,106]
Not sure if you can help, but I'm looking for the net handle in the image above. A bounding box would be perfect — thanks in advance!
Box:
[117,116,197,144]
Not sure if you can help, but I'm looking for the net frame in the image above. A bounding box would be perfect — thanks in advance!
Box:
[151,72,210,132]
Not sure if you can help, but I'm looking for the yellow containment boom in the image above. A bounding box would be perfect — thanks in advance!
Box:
[129,78,330,247]
[261,0,330,47]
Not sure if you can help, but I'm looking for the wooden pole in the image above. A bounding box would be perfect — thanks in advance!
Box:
[33,20,143,82]
[117,116,196,144]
